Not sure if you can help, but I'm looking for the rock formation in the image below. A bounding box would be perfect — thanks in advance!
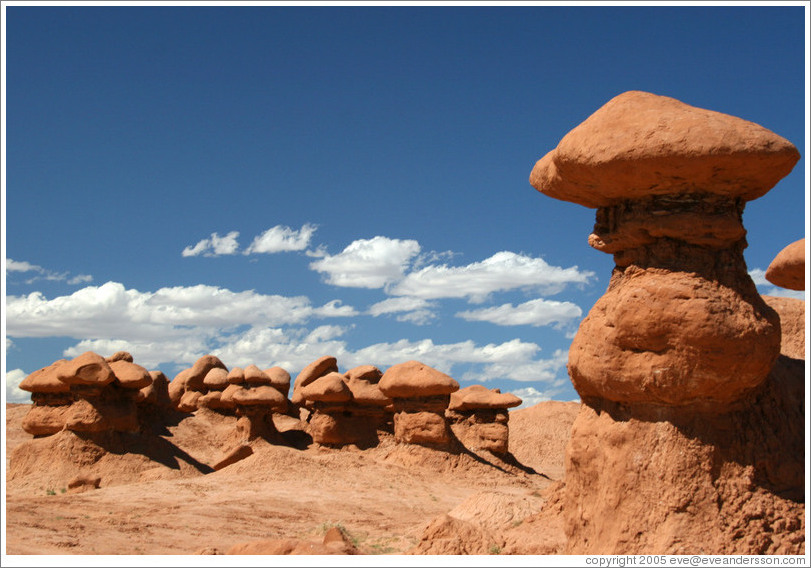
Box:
[765,238,805,291]
[446,385,521,454]
[529,90,804,553]
[168,355,229,413]
[298,365,392,446]
[290,355,339,406]
[19,351,152,436]
[378,361,459,448]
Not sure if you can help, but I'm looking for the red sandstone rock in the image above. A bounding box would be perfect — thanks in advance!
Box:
[299,372,352,403]
[762,295,806,360]
[530,91,800,208]
[109,360,153,390]
[243,364,270,385]
[765,238,805,291]
[448,385,521,411]
[19,360,70,394]
[263,366,291,397]
[226,367,245,384]
[136,371,171,408]
[378,361,459,398]
[202,367,229,390]
[105,351,134,363]
[56,352,116,387]
[21,404,72,436]
[291,356,339,404]
[184,355,227,392]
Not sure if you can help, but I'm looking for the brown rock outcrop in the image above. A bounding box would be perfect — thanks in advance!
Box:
[299,366,392,446]
[379,361,459,448]
[446,385,521,454]
[291,355,339,405]
[169,355,230,413]
[529,91,803,553]
[765,238,805,291]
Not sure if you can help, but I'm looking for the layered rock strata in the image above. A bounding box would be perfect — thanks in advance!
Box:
[529,90,803,553]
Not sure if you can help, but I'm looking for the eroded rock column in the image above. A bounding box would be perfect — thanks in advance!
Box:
[529,90,804,554]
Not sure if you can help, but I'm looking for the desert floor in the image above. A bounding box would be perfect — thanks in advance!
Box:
[4,401,578,555]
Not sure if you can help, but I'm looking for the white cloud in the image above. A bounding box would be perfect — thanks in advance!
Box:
[389,251,594,303]
[6,369,31,404]
[67,274,94,285]
[5,282,355,343]
[395,309,436,326]
[368,297,438,325]
[244,223,317,254]
[309,236,421,288]
[750,268,806,301]
[460,349,570,384]
[182,231,240,257]
[368,296,435,316]
[510,386,570,409]
[456,298,583,327]
[6,259,44,273]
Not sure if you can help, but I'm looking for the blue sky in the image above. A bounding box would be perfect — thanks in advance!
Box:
[3,2,808,407]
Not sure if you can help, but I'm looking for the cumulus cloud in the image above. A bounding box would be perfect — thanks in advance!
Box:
[456,298,583,327]
[309,236,421,288]
[6,369,30,404]
[244,223,318,254]
[182,231,241,257]
[749,268,806,301]
[509,386,577,409]
[6,259,44,273]
[395,309,436,326]
[460,349,570,384]
[6,282,356,343]
[389,251,594,303]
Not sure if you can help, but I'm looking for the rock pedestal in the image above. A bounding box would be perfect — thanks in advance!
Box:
[529,91,803,553]
[378,361,459,448]
[446,385,521,454]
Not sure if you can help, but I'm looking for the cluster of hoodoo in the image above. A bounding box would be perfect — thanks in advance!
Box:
[19,351,153,436]
[529,90,804,554]
[296,360,393,446]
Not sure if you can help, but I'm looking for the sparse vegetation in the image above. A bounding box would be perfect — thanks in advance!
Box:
[489,544,502,555]
[45,489,56,496]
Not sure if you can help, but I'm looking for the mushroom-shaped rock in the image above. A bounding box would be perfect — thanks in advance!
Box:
[229,385,288,442]
[56,352,116,388]
[244,364,271,385]
[379,361,459,447]
[299,372,352,403]
[528,91,804,554]
[530,91,787,407]
[21,404,74,437]
[106,351,134,363]
[109,360,153,390]
[765,238,805,291]
[530,90,800,208]
[178,390,203,413]
[203,367,230,390]
[185,355,227,391]
[447,385,522,455]
[168,369,190,408]
[263,366,292,397]
[378,361,459,399]
[227,366,245,384]
[19,360,70,396]
[291,356,339,405]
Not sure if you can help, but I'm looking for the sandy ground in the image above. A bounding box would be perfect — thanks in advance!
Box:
[4,401,579,556]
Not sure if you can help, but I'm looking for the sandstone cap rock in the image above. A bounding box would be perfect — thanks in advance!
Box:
[299,372,352,403]
[244,364,271,385]
[379,361,460,398]
[230,385,287,411]
[227,366,245,384]
[105,351,134,363]
[137,371,171,406]
[203,367,230,390]
[530,90,800,208]
[19,360,70,394]
[185,355,227,391]
[448,385,522,411]
[292,356,339,404]
[344,366,392,407]
[765,238,805,291]
[109,360,153,390]
[56,352,116,387]
[263,366,291,396]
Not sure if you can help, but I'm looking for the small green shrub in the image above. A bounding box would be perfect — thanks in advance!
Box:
[489,544,502,555]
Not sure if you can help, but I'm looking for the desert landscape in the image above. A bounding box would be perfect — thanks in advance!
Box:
[4,90,807,558]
